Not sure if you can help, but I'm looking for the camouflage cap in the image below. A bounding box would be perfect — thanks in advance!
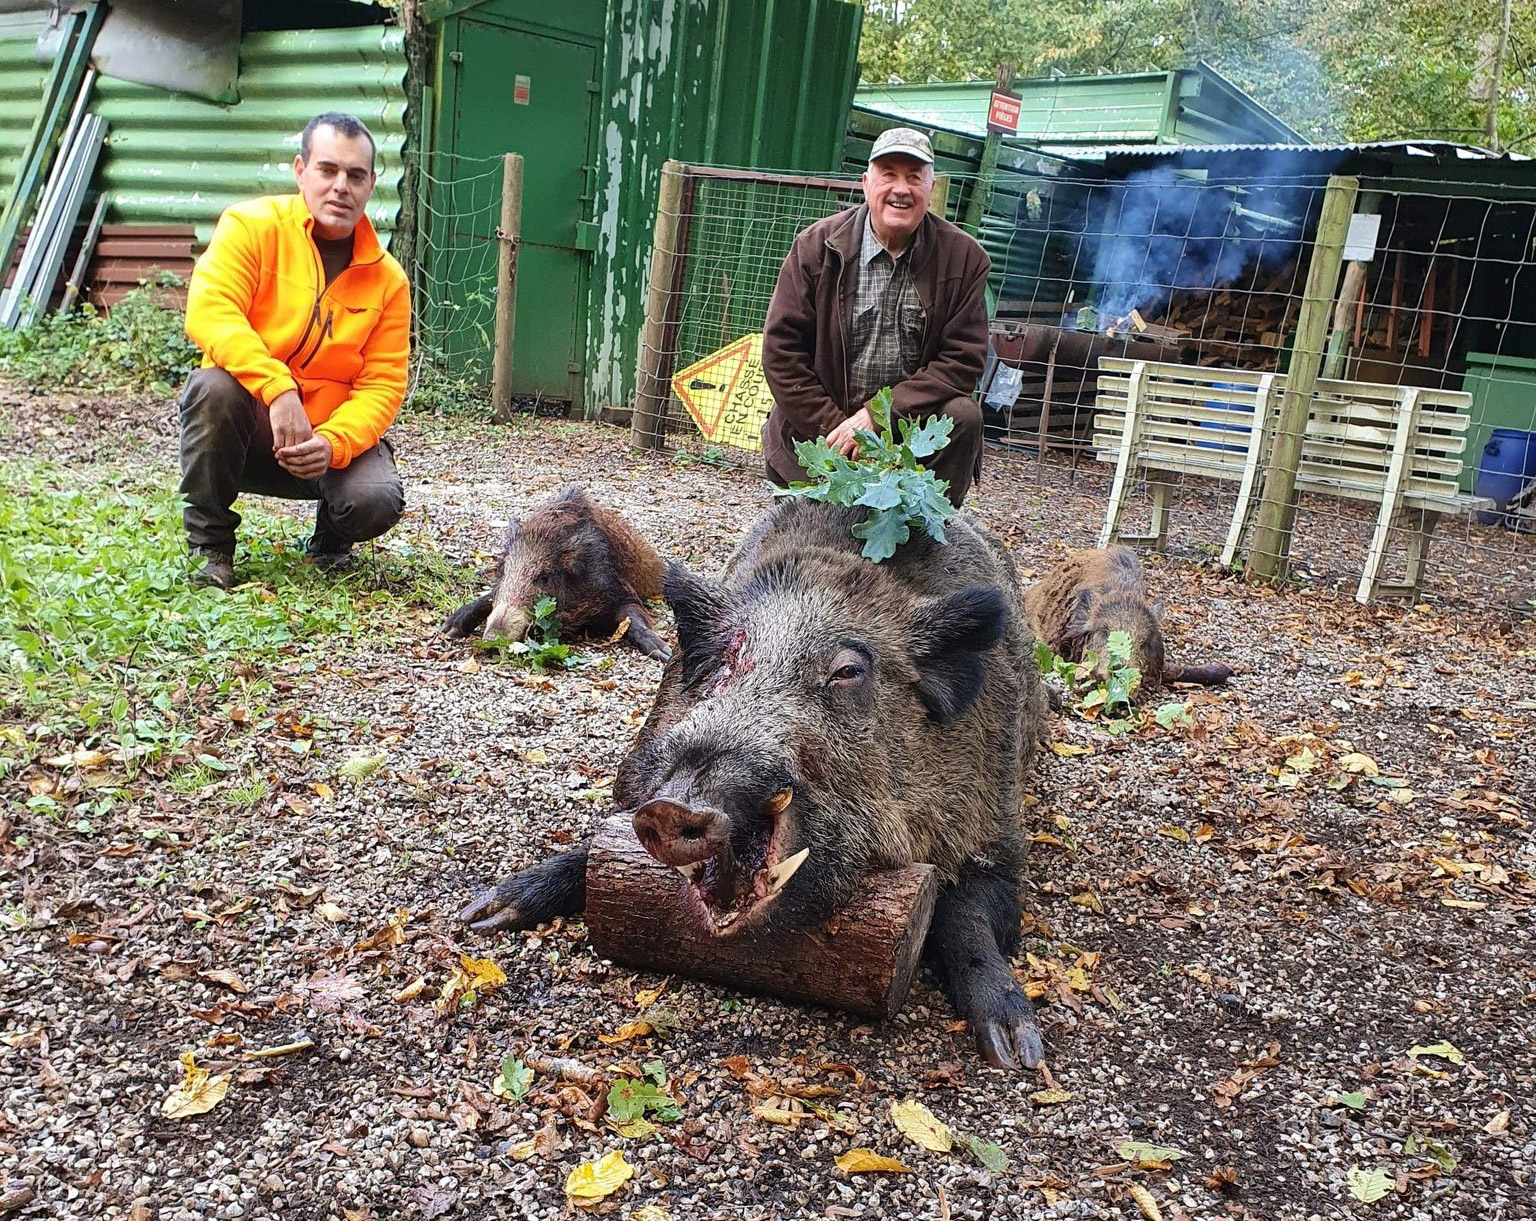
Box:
[868,126,934,165]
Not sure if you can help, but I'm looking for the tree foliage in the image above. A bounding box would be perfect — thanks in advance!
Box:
[858,0,1536,150]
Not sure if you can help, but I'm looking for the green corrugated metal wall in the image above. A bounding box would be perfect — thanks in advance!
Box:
[0,24,406,248]
[433,0,863,414]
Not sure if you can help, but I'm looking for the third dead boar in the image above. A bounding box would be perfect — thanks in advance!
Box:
[461,498,1051,1070]
[444,485,670,661]
[1023,545,1232,689]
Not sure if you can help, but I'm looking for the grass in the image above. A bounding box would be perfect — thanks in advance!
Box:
[0,460,477,777]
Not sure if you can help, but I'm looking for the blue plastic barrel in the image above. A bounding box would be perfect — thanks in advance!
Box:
[1473,428,1536,527]
[1197,383,1252,452]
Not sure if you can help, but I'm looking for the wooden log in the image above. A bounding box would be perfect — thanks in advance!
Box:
[584,813,938,1020]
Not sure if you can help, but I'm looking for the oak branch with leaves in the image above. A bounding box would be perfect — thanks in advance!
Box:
[775,387,957,563]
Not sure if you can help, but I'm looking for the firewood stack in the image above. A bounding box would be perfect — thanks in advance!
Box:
[1142,258,1302,370]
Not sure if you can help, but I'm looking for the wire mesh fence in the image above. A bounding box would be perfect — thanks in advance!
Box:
[404,150,504,404]
[629,156,1536,615]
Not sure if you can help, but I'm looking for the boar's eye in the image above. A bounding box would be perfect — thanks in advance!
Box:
[825,644,871,688]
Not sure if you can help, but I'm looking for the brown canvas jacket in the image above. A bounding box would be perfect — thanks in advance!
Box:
[760,204,990,478]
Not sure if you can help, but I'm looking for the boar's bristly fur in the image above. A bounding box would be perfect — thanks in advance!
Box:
[443,485,670,661]
[461,498,1051,1070]
[1023,545,1233,691]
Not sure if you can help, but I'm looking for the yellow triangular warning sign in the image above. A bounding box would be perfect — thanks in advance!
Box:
[671,333,771,451]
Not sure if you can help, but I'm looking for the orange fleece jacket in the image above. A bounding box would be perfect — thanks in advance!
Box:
[185,194,411,469]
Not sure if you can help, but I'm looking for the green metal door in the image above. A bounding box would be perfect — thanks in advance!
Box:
[450,19,596,406]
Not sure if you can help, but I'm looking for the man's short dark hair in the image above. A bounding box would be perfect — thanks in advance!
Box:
[300,113,377,167]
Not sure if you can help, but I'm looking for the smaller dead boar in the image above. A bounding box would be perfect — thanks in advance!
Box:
[444,485,671,661]
[1023,546,1232,690]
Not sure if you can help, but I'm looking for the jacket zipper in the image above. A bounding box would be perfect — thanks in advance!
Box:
[283,224,387,368]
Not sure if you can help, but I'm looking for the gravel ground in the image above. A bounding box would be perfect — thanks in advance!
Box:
[2,391,1533,1221]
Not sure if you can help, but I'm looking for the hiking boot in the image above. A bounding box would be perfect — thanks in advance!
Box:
[304,530,353,572]
[190,549,236,591]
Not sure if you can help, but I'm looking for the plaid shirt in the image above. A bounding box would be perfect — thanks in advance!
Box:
[846,211,926,410]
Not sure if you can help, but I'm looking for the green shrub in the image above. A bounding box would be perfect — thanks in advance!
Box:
[0,275,200,394]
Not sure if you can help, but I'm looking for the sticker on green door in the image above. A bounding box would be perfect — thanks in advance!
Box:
[514,75,530,104]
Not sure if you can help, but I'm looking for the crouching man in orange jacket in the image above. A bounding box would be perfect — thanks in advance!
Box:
[178,112,410,590]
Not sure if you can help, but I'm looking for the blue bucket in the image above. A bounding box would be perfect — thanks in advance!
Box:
[1473,428,1536,527]
[1196,383,1252,452]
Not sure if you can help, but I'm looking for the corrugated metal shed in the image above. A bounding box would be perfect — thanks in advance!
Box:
[0,24,407,248]
[426,0,863,414]
[856,63,1301,153]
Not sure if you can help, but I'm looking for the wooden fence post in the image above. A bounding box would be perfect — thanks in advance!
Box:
[491,152,523,425]
[631,160,685,451]
[1245,175,1360,585]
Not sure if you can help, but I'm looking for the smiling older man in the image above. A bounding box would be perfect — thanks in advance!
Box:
[177,112,410,590]
[760,127,990,508]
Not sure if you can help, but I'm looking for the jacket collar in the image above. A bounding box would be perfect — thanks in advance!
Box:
[286,193,386,264]
[829,203,932,272]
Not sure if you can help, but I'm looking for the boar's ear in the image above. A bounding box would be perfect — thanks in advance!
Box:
[663,561,738,687]
[909,586,1007,725]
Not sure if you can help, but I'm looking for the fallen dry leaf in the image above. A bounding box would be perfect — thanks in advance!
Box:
[1484,1109,1510,1135]
[1051,742,1094,757]
[1029,1089,1074,1105]
[354,909,410,952]
[564,1150,633,1202]
[834,1148,911,1174]
[437,954,507,1012]
[596,1021,655,1045]
[630,1207,673,1221]
[198,969,249,994]
[1126,1182,1163,1221]
[890,1098,952,1152]
[160,1051,231,1119]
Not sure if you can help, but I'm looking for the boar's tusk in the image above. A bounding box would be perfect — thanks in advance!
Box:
[763,787,794,816]
[762,846,810,895]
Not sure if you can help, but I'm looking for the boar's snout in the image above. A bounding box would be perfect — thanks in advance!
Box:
[483,605,532,640]
[633,798,728,867]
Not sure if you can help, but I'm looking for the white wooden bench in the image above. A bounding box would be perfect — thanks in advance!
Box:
[1092,358,1494,603]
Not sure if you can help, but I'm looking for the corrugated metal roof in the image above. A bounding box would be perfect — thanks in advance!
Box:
[856,63,1302,149]
[1087,139,1530,162]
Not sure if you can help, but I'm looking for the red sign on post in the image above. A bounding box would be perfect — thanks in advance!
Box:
[987,91,1021,135]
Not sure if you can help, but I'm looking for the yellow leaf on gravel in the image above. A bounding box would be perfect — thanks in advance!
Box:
[160,1052,231,1119]
[316,902,349,923]
[1485,1109,1510,1135]
[1441,898,1488,910]
[354,909,410,952]
[198,969,249,993]
[1029,1089,1073,1105]
[436,954,507,1011]
[753,1100,811,1125]
[524,748,549,764]
[1407,1041,1464,1065]
[337,752,386,782]
[890,1099,951,1151]
[504,1137,539,1161]
[634,981,668,1009]
[310,781,335,799]
[631,1208,673,1221]
[1157,825,1190,842]
[1051,743,1094,757]
[44,748,114,769]
[834,1148,911,1174]
[1337,752,1379,775]
[1069,891,1104,913]
[565,1150,633,1202]
[392,977,426,1003]
[597,1021,654,1045]
[1346,1164,1394,1203]
[1127,1182,1163,1221]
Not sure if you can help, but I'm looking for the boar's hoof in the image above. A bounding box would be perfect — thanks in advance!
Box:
[624,619,673,663]
[458,881,528,932]
[976,1016,1045,1071]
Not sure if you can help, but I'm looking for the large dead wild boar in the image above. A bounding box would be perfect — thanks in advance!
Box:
[1023,545,1232,689]
[460,499,1051,1069]
[444,485,670,661]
